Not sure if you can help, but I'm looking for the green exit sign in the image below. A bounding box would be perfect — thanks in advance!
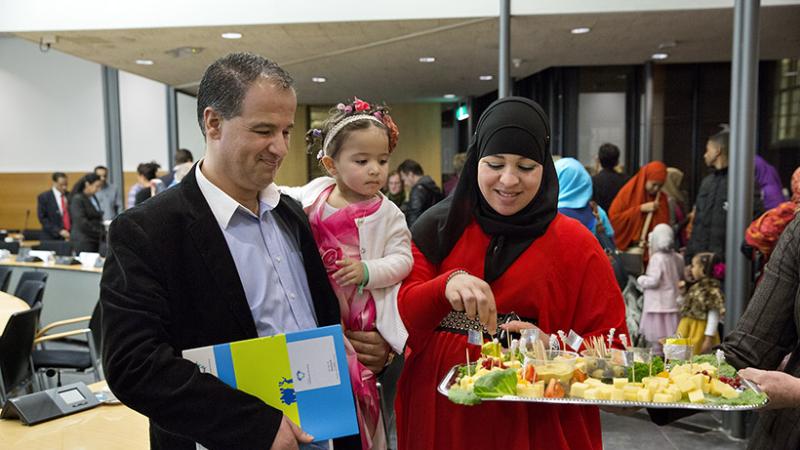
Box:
[456,104,469,121]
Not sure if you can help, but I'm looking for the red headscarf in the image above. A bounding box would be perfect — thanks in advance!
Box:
[745,167,800,258]
[609,161,670,250]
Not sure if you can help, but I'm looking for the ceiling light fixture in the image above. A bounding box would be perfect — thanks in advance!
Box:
[311,76,327,83]
[651,53,669,60]
[571,27,591,34]
[135,59,154,65]
[221,32,242,40]
[419,56,436,63]
[479,75,493,81]
[443,94,457,99]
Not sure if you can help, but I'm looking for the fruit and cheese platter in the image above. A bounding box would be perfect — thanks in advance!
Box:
[440,329,768,411]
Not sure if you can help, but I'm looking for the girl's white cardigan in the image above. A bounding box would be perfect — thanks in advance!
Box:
[280,177,411,353]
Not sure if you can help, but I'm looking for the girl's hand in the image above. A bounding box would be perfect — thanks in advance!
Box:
[699,335,714,354]
[739,368,800,409]
[640,201,659,213]
[333,259,365,286]
[445,272,497,335]
[500,320,536,333]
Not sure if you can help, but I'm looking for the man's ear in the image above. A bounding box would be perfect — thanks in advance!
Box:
[204,107,222,140]
[320,155,337,177]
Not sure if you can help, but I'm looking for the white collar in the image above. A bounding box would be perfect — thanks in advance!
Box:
[194,160,281,230]
[52,187,63,200]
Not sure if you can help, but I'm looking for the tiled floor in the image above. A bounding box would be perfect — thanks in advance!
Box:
[601,410,748,450]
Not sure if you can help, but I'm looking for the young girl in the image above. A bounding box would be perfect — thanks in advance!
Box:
[636,223,684,355]
[677,252,725,355]
[281,98,411,450]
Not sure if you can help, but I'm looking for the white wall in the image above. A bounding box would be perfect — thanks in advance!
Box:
[577,92,626,167]
[0,37,105,172]
[177,92,206,161]
[119,71,169,171]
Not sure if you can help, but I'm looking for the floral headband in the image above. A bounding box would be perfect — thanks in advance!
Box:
[312,97,399,160]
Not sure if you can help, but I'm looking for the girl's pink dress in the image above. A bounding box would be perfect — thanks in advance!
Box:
[308,185,386,450]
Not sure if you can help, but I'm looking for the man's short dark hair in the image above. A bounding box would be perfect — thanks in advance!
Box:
[598,143,620,170]
[196,52,294,136]
[175,149,194,164]
[708,130,730,156]
[137,162,160,180]
[52,172,66,182]
[397,159,424,176]
[94,165,108,173]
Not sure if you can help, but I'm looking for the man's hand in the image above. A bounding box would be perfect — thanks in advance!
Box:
[346,330,390,373]
[59,229,70,240]
[640,201,659,213]
[333,259,365,287]
[445,272,497,335]
[739,368,800,410]
[269,416,314,450]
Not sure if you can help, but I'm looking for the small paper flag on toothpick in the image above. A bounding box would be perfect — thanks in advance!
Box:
[566,330,584,352]
[716,349,725,373]
[607,328,616,349]
[467,329,483,346]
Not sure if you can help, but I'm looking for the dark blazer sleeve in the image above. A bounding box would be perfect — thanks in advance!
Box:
[37,191,63,239]
[101,213,282,449]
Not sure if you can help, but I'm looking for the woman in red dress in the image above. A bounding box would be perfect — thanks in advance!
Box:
[395,97,628,449]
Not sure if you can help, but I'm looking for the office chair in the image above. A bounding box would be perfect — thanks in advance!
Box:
[33,240,74,257]
[13,271,48,298]
[0,304,42,403]
[33,301,104,387]
[0,267,11,292]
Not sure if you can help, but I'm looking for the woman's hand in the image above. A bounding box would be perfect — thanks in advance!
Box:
[739,368,800,409]
[640,201,659,213]
[445,272,497,335]
[499,320,536,333]
[333,259,365,286]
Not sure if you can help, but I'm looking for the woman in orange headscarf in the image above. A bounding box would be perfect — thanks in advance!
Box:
[609,161,670,251]
[745,167,800,261]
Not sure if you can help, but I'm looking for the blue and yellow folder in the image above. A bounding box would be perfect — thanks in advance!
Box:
[182,325,358,441]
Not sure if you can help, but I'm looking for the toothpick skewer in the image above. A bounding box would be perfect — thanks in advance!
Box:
[466,348,471,377]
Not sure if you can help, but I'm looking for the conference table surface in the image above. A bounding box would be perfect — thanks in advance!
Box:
[0,381,149,450]
[0,291,29,332]
[0,257,103,274]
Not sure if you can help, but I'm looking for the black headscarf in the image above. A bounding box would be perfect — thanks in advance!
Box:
[412,97,558,283]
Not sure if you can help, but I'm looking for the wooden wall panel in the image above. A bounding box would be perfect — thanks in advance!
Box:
[0,171,143,230]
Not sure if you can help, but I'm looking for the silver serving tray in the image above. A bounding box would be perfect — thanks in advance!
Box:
[437,365,768,411]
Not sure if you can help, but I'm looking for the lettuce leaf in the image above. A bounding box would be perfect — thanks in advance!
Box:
[473,368,518,399]
[447,386,482,405]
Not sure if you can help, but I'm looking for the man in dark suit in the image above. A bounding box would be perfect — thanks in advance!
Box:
[101,53,387,450]
[36,172,70,240]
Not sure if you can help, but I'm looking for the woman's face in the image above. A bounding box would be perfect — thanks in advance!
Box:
[387,173,403,194]
[84,180,102,195]
[645,180,663,196]
[477,153,542,216]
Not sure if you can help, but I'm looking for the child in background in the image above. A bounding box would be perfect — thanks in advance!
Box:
[281,98,411,450]
[637,223,684,355]
[677,252,726,355]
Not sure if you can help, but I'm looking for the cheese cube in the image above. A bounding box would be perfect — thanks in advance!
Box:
[570,382,590,399]
[678,378,696,394]
[690,374,706,391]
[585,378,604,387]
[623,390,639,401]
[517,382,544,398]
[637,388,653,402]
[652,393,673,403]
[688,389,706,404]
[611,389,626,401]
[584,388,601,400]
[613,378,629,388]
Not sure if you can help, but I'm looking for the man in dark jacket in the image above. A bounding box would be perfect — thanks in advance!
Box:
[685,129,763,263]
[36,172,70,240]
[591,143,628,211]
[101,52,381,450]
[397,159,443,226]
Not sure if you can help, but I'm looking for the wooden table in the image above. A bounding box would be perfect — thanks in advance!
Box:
[0,291,29,332]
[0,381,149,450]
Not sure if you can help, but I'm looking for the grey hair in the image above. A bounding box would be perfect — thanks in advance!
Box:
[196,52,294,135]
